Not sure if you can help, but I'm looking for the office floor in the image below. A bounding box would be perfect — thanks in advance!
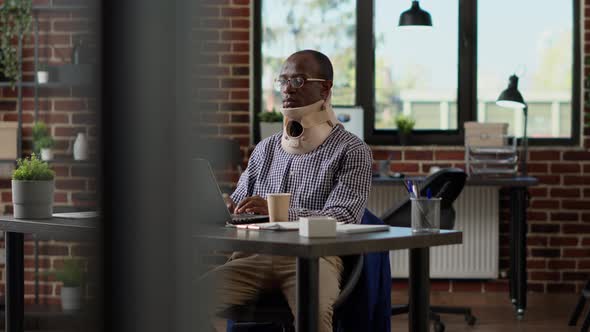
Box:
[0,292,581,331]
[391,291,581,331]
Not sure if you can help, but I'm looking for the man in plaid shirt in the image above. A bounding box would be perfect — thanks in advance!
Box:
[209,50,373,332]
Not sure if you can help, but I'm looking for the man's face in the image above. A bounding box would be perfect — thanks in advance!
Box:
[279,53,332,108]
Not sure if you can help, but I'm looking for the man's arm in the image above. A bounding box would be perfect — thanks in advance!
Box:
[230,145,263,211]
[288,145,373,224]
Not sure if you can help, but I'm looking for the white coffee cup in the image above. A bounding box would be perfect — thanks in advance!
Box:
[267,193,291,222]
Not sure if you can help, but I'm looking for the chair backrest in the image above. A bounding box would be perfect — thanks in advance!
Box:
[380,168,467,230]
[333,209,383,309]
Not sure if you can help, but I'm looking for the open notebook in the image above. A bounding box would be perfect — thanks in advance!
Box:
[227,221,389,234]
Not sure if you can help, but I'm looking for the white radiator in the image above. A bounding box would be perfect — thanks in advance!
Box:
[368,185,499,279]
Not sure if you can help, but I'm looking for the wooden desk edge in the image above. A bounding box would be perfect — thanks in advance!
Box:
[195,229,463,258]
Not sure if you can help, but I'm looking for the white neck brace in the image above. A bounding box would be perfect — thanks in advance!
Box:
[280,95,339,155]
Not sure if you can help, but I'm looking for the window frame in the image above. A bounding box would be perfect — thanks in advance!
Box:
[253,0,581,146]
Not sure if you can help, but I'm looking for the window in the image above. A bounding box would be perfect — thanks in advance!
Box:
[254,0,580,145]
[259,0,356,113]
[478,0,575,140]
[374,0,458,131]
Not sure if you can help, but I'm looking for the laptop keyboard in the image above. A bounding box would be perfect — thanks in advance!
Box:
[230,214,269,225]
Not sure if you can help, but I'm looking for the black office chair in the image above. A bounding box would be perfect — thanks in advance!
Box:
[381,168,475,332]
[220,255,364,332]
[568,279,590,332]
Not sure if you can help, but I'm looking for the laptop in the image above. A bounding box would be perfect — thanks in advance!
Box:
[192,158,269,225]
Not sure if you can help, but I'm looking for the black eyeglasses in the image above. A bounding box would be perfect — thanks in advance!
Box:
[274,77,328,91]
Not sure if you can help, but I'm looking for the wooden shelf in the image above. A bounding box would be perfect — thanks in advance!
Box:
[0,303,99,331]
[47,157,96,165]
[0,81,91,88]
[0,5,92,11]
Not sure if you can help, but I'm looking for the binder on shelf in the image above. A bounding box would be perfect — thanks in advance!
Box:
[0,122,18,160]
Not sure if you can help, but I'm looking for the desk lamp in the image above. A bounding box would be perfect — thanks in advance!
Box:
[496,74,528,176]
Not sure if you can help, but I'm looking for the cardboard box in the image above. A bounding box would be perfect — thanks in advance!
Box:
[0,122,18,160]
[464,122,508,147]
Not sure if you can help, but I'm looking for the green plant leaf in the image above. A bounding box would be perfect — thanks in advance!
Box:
[41,258,85,287]
[394,114,415,134]
[0,0,32,85]
[31,122,54,153]
[12,153,55,181]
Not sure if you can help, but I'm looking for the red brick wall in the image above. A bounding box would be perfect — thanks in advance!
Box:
[203,0,590,294]
[196,0,251,157]
[0,0,97,304]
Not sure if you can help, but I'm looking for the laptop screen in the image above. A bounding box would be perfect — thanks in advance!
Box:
[191,158,233,226]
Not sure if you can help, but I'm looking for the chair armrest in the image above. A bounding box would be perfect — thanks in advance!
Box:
[333,255,364,309]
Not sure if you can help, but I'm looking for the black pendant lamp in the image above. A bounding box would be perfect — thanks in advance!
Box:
[399,1,432,28]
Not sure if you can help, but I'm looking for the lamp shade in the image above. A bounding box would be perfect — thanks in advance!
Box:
[496,75,526,109]
[398,1,432,28]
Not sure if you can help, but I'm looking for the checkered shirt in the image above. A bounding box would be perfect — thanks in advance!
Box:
[231,125,373,224]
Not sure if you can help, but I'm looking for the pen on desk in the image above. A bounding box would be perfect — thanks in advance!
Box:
[406,180,415,198]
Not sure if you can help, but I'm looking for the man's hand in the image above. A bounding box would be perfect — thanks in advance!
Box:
[235,195,268,215]
[222,193,236,212]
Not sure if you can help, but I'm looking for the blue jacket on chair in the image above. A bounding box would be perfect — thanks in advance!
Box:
[334,209,392,332]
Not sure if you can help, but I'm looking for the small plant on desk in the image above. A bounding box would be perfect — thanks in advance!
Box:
[11,153,55,219]
[44,258,86,312]
[32,121,55,160]
[395,114,415,146]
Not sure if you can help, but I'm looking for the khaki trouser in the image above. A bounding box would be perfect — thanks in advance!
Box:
[204,253,343,332]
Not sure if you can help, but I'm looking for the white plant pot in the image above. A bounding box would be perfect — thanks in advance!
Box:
[11,180,54,219]
[260,122,283,140]
[36,71,49,84]
[40,148,53,161]
[60,286,82,312]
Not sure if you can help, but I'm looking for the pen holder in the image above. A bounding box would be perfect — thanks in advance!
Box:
[411,197,441,233]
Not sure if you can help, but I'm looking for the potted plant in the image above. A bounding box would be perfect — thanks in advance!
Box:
[36,63,49,84]
[395,114,415,146]
[258,109,283,140]
[11,153,55,219]
[38,136,55,160]
[45,259,85,312]
[32,121,55,160]
[0,0,32,86]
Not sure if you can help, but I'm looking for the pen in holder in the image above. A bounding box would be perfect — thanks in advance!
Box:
[411,197,441,233]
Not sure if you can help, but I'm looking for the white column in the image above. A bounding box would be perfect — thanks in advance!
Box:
[440,101,450,130]
[551,101,560,137]
[478,101,487,123]
[403,100,412,117]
